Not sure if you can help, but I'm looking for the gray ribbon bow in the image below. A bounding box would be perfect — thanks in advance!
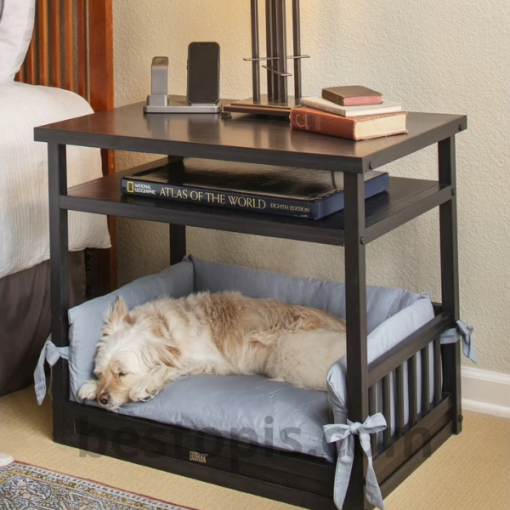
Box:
[440,320,477,363]
[34,337,69,405]
[324,413,387,510]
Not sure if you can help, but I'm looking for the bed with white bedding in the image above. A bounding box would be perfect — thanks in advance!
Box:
[0,81,110,395]
[0,82,110,278]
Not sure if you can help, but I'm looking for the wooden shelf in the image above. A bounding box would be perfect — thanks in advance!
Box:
[64,170,450,246]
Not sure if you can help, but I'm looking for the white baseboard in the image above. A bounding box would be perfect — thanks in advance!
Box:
[462,367,510,418]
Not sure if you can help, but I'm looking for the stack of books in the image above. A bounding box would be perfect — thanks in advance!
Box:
[290,86,408,141]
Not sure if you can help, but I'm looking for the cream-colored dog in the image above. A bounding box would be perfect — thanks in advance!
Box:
[78,292,346,410]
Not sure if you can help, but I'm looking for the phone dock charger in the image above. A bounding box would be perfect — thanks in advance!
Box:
[144,57,221,114]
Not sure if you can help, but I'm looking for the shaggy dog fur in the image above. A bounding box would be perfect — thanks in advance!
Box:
[78,292,346,410]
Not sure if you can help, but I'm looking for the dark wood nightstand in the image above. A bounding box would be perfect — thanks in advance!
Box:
[35,100,466,510]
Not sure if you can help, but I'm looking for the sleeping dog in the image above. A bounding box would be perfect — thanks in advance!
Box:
[78,292,346,410]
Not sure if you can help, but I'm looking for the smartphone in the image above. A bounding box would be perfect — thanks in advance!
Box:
[187,42,220,105]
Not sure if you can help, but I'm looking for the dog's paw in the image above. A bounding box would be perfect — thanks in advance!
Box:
[129,382,160,403]
[78,380,99,401]
[139,389,160,403]
[135,388,160,403]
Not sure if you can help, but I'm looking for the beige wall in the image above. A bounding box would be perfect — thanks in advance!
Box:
[112,0,510,374]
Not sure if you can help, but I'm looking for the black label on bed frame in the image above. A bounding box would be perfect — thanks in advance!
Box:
[189,451,209,464]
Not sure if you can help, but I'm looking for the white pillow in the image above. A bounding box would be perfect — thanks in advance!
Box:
[0,0,36,84]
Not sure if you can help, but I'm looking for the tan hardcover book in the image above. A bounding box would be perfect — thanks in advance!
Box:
[301,97,402,118]
[290,107,408,141]
[322,85,383,106]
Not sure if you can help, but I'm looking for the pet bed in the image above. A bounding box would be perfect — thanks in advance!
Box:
[35,255,475,509]
[54,256,435,462]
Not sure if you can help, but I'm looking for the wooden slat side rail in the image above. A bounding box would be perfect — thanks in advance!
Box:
[77,0,88,99]
[408,354,418,426]
[395,365,405,437]
[88,0,114,116]
[26,37,37,85]
[368,313,450,387]
[368,386,377,456]
[433,338,442,404]
[51,0,62,87]
[375,349,440,455]
[370,315,448,455]
[421,346,431,415]
[38,0,50,85]
[16,0,67,89]
[18,0,71,90]
[88,0,116,175]
[88,0,117,292]
[382,375,392,449]
[64,0,75,92]
[15,64,26,83]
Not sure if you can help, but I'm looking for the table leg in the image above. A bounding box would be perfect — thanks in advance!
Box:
[170,225,186,265]
[48,143,71,444]
[438,136,462,434]
[343,172,369,508]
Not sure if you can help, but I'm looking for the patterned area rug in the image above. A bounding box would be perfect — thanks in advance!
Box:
[0,462,197,510]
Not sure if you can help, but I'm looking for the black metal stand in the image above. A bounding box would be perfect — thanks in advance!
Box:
[224,0,309,116]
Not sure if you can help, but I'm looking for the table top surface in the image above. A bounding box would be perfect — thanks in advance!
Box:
[35,97,467,173]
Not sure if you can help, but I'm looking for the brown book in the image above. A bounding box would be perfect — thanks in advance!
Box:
[290,107,408,141]
[322,86,383,106]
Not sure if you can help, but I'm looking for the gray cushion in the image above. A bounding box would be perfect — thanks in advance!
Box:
[109,374,332,459]
[193,256,420,334]
[68,256,434,461]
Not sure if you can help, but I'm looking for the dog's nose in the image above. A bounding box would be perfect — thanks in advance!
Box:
[98,392,110,405]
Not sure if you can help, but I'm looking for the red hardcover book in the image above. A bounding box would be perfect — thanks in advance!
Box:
[290,107,408,141]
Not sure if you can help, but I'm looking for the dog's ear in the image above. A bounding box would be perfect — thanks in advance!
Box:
[108,297,129,324]
[155,343,181,368]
